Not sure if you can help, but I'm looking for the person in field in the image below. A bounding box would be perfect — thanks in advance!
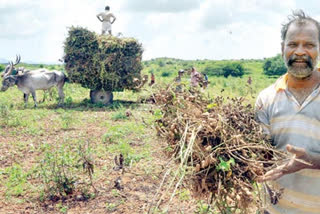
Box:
[175,69,185,92]
[255,10,320,214]
[149,72,155,86]
[97,6,116,35]
[247,76,252,85]
[202,73,209,89]
[190,67,201,87]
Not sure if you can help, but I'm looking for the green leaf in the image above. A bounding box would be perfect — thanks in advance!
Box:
[217,157,235,172]
[207,103,217,109]
[154,109,163,120]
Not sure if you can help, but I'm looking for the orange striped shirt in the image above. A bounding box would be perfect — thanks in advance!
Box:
[255,73,320,214]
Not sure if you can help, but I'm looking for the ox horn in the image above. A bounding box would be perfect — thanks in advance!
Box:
[5,62,14,77]
[13,55,21,66]
[1,55,20,78]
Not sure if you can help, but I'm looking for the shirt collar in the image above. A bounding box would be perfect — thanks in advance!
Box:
[275,68,320,92]
[275,73,288,92]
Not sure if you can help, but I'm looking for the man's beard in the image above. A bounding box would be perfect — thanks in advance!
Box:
[285,55,317,79]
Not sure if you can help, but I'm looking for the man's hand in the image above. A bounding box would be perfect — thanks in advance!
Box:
[97,16,103,22]
[111,17,116,24]
[257,144,315,182]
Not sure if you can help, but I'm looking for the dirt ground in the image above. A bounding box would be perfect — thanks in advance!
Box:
[0,104,206,214]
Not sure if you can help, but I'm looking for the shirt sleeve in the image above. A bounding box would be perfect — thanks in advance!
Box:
[255,94,271,135]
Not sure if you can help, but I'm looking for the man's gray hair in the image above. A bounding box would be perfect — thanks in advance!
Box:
[281,9,320,43]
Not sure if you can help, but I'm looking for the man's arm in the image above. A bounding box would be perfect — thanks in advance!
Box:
[111,13,116,24]
[257,144,320,182]
[96,13,103,22]
[255,95,271,135]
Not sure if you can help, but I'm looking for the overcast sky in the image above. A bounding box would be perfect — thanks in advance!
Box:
[1,0,320,63]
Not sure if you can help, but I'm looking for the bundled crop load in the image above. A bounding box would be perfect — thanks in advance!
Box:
[153,85,285,212]
[63,26,143,92]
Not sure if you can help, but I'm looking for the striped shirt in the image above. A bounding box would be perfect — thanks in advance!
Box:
[255,73,320,214]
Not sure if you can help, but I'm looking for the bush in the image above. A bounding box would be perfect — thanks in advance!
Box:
[39,142,94,198]
[263,54,287,76]
[161,71,171,77]
[222,62,244,77]
[203,62,244,77]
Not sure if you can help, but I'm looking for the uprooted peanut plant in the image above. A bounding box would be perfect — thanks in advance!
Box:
[152,84,285,213]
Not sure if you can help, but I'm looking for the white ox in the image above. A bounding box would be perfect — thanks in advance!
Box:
[1,56,68,107]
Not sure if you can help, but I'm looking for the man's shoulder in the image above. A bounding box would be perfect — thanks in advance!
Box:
[258,84,276,98]
[256,76,284,103]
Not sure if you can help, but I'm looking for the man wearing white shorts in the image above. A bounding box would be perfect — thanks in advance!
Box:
[97,6,116,35]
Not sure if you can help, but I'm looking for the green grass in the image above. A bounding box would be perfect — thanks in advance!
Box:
[1,164,29,198]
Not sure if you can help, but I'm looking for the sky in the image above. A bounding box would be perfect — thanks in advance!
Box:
[1,0,320,64]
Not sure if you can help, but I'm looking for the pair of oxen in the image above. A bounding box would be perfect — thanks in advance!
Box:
[1,55,68,107]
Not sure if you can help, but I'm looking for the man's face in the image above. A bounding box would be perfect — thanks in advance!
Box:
[282,21,320,79]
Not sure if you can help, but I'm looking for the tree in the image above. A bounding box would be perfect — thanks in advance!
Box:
[203,62,244,77]
[222,62,244,77]
[263,54,287,76]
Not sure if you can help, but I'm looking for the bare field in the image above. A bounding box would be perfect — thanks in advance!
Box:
[0,84,210,214]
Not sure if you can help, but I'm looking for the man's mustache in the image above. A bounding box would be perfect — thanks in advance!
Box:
[288,55,313,68]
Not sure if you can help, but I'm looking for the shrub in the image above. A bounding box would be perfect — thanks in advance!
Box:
[39,142,94,198]
[222,62,244,77]
[203,62,244,77]
[263,54,287,76]
[161,71,171,77]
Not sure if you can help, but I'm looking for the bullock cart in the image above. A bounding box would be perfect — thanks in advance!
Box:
[64,27,144,105]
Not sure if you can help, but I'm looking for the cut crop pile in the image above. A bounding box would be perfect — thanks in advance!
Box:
[64,26,143,91]
[153,85,285,212]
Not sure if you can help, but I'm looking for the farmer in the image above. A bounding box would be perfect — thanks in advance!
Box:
[175,69,185,92]
[190,67,201,87]
[246,76,253,97]
[149,72,155,86]
[247,76,252,85]
[175,69,185,83]
[97,6,116,35]
[202,73,209,89]
[255,10,320,214]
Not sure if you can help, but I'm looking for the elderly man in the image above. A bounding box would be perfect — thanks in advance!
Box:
[97,6,116,35]
[255,10,320,214]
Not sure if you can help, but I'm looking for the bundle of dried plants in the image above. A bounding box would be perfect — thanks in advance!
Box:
[152,85,285,213]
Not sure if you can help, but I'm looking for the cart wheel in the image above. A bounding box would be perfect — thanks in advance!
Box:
[90,90,113,105]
